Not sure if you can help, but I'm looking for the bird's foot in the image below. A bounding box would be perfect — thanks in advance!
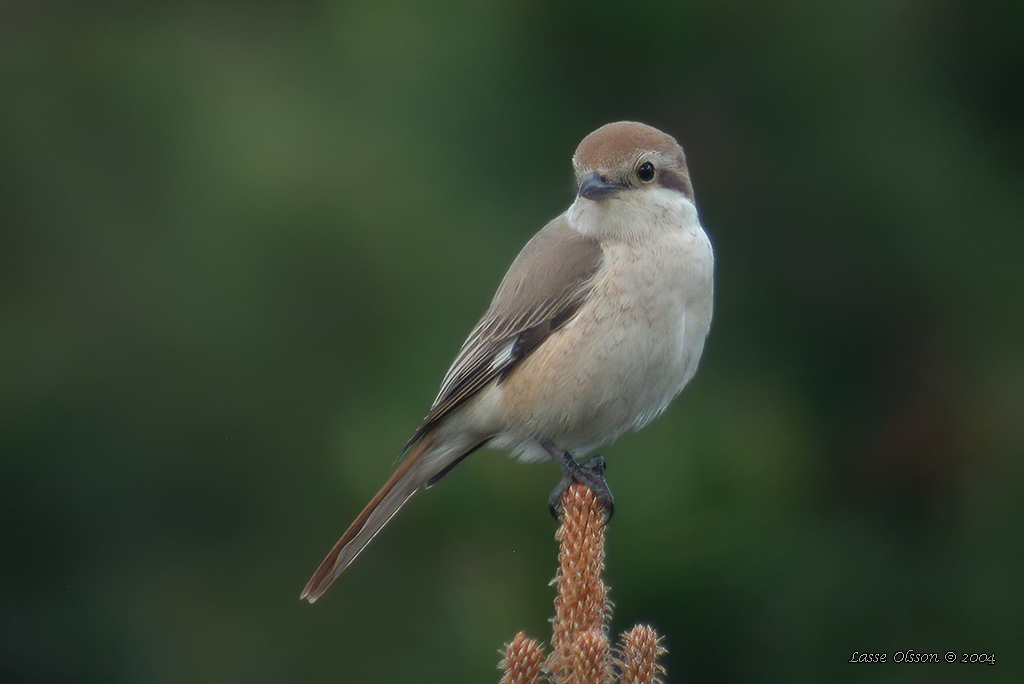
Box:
[548,450,614,521]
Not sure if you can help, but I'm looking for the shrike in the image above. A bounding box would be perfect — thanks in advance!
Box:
[301,122,714,602]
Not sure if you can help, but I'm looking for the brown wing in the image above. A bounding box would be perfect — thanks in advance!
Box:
[404,216,602,449]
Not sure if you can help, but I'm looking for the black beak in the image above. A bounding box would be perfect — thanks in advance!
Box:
[577,172,621,200]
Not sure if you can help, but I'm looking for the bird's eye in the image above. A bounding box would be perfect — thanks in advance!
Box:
[636,161,655,182]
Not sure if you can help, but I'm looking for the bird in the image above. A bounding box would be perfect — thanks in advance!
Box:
[301,121,714,603]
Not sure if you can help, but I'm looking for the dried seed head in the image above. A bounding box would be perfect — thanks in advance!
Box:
[616,625,667,684]
[551,484,609,650]
[498,481,666,684]
[567,629,613,684]
[500,632,547,684]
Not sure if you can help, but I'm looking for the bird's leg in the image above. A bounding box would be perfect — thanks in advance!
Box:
[542,442,614,521]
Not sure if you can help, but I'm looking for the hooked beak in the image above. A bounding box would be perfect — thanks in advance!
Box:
[577,172,622,201]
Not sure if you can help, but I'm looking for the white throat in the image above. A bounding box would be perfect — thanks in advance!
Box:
[566,187,699,243]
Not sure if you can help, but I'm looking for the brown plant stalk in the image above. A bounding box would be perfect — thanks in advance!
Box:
[499,483,667,684]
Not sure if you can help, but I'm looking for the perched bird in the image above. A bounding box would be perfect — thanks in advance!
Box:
[301,122,714,602]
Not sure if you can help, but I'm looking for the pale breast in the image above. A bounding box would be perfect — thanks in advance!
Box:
[495,225,713,456]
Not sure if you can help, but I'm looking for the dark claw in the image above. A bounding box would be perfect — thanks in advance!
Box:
[548,450,615,521]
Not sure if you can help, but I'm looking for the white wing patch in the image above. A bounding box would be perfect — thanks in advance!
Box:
[489,341,517,372]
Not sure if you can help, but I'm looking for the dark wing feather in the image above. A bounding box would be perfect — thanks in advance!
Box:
[404,216,602,449]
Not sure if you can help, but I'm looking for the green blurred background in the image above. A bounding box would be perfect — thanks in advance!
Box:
[3,1,1022,682]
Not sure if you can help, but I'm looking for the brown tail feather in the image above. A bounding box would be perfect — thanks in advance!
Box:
[300,435,438,603]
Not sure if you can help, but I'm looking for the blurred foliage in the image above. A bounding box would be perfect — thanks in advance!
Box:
[2,1,1023,682]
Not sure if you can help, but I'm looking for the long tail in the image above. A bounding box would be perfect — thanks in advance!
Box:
[300,434,450,603]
